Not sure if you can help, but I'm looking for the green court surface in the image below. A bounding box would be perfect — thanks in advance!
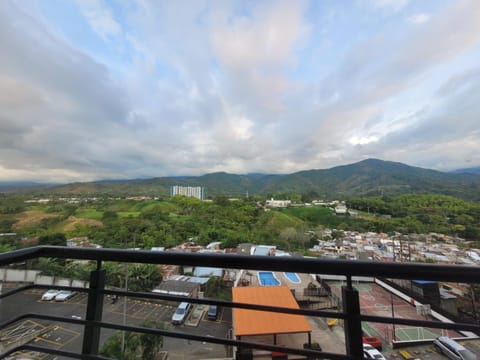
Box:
[395,327,440,341]
[362,322,384,338]
[353,283,372,291]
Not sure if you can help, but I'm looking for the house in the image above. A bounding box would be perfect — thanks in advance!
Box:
[265,198,291,208]
[152,279,201,298]
[335,205,347,215]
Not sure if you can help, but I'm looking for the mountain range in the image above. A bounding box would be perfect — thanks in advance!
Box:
[4,159,480,201]
[450,167,480,175]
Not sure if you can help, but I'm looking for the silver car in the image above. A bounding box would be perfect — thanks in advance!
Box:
[171,302,191,325]
[54,290,76,302]
[41,289,60,301]
[433,337,477,360]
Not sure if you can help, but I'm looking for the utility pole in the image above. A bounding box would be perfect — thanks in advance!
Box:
[121,235,135,353]
[399,237,403,262]
[391,293,396,341]
[121,261,128,353]
[471,286,478,324]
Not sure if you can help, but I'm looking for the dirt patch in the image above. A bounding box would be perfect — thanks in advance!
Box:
[12,210,59,230]
[62,216,103,232]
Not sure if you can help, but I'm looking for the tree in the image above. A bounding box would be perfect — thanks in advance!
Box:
[102,210,119,222]
[128,264,163,292]
[140,320,164,360]
[204,276,231,301]
[100,320,164,360]
[38,233,66,246]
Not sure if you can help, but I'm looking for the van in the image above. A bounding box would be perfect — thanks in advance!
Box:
[171,302,191,325]
[207,305,218,320]
[433,337,477,360]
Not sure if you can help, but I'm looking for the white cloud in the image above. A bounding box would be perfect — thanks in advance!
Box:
[76,0,121,40]
[349,136,379,146]
[211,0,310,112]
[369,0,409,12]
[408,13,430,24]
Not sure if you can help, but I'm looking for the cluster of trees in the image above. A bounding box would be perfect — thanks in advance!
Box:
[204,276,232,301]
[347,194,480,240]
[100,320,164,360]
[2,193,480,259]
[85,196,277,250]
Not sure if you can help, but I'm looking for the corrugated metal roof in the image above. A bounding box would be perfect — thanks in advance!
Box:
[232,286,311,336]
[193,267,223,277]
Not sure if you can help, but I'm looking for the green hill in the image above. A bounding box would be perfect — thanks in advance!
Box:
[20,158,480,200]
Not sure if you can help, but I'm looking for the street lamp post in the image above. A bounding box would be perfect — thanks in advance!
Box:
[391,293,396,342]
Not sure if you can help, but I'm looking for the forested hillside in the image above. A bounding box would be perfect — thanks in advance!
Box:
[2,193,480,256]
[13,159,480,200]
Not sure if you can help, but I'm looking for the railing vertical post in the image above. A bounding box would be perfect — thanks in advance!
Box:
[342,276,363,359]
[82,261,105,355]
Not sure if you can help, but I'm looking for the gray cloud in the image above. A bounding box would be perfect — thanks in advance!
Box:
[0,2,131,181]
[0,0,480,181]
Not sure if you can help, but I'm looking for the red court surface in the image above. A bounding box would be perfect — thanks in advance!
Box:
[328,282,460,344]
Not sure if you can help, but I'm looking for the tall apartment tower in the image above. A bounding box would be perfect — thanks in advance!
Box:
[170,186,204,200]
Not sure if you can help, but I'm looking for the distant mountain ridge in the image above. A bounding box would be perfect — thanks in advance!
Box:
[451,166,480,175]
[6,159,480,200]
[0,181,56,192]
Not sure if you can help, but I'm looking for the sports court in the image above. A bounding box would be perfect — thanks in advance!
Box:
[329,282,460,344]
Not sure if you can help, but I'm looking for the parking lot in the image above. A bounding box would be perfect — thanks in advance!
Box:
[2,287,480,360]
[0,287,232,359]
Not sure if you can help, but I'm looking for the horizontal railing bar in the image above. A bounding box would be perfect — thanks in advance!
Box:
[16,284,479,329]
[11,284,476,330]
[0,247,41,267]
[0,284,35,300]
[1,246,480,360]
[18,344,111,360]
[2,313,353,360]
[1,304,477,357]
[99,288,346,319]
[0,313,34,331]
[361,314,480,332]
[2,246,480,282]
[3,284,343,320]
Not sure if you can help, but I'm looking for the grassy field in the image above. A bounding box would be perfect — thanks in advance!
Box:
[53,216,103,233]
[75,209,103,220]
[267,211,304,228]
[118,211,141,218]
[12,210,60,230]
[281,206,335,223]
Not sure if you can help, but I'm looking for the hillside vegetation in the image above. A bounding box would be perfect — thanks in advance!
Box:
[1,193,480,255]
[9,159,480,200]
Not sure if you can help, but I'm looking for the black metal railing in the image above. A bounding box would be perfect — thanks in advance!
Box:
[0,246,479,360]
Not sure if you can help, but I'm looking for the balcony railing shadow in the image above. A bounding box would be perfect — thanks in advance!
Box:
[0,246,479,360]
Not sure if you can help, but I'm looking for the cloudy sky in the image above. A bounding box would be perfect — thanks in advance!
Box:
[1,0,480,182]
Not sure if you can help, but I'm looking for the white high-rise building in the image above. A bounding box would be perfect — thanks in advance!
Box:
[170,186,204,200]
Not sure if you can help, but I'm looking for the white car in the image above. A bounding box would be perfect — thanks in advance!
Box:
[171,302,191,325]
[41,289,60,301]
[54,290,76,302]
[363,344,386,360]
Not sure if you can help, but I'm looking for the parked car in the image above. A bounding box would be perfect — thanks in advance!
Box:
[54,290,76,302]
[433,336,477,360]
[207,305,218,320]
[363,336,382,350]
[363,344,386,360]
[171,302,191,325]
[41,289,60,301]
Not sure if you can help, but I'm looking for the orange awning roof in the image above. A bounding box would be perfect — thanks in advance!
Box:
[233,285,312,337]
